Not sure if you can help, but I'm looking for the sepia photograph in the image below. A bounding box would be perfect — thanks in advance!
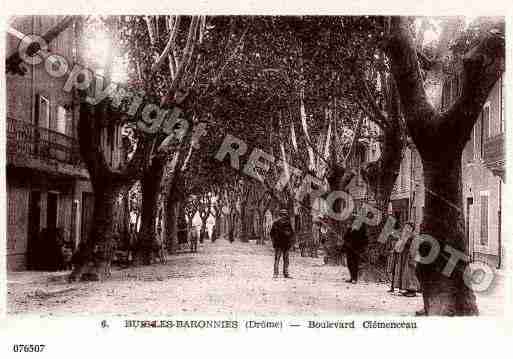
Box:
[3,12,506,326]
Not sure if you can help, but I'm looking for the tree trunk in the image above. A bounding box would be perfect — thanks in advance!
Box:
[256,209,266,245]
[384,16,503,315]
[212,214,221,242]
[70,182,120,281]
[227,211,236,242]
[239,204,248,242]
[324,166,355,262]
[121,187,131,250]
[70,99,150,282]
[417,154,478,315]
[134,156,165,265]
[199,218,207,243]
[163,198,178,254]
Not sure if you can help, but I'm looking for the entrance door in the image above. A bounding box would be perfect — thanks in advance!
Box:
[81,192,95,245]
[466,197,473,260]
[47,192,58,229]
[27,191,41,269]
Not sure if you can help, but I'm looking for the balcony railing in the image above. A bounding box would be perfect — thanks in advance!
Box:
[7,117,82,167]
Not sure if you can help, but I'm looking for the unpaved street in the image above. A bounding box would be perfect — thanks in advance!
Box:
[7,239,503,317]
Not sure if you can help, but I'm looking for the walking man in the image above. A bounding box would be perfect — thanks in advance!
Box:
[343,216,368,284]
[270,209,295,278]
[190,225,199,253]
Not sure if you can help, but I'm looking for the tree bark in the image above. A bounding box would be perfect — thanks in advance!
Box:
[134,155,166,265]
[239,203,248,242]
[256,209,266,245]
[210,207,220,242]
[385,16,504,315]
[324,166,355,262]
[70,101,150,281]
[121,187,131,250]
[199,217,208,243]
[70,181,120,281]
[418,154,478,315]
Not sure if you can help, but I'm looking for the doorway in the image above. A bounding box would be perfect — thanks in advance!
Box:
[27,191,41,269]
[466,197,473,260]
[47,192,58,229]
[81,192,95,245]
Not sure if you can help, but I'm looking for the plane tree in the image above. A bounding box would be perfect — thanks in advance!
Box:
[384,16,504,315]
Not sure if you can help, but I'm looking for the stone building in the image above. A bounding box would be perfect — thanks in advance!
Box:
[394,71,505,269]
[6,16,129,270]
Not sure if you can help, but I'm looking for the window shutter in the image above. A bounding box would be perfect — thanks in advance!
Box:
[480,195,488,245]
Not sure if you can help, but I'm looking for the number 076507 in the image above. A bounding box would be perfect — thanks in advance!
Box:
[12,344,46,352]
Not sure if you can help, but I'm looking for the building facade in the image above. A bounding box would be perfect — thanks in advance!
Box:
[457,73,505,268]
[392,71,505,269]
[6,16,94,270]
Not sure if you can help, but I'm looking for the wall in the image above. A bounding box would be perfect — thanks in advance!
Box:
[461,75,504,267]
[6,16,94,271]
[7,16,77,135]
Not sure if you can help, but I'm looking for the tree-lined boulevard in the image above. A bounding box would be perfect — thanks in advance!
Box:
[6,15,505,316]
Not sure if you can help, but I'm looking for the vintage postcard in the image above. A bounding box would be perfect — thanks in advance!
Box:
[1,1,511,357]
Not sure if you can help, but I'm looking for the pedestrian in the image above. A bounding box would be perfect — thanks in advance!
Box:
[396,222,420,297]
[386,216,402,292]
[310,219,320,258]
[320,223,327,246]
[190,226,199,253]
[270,209,295,278]
[343,216,368,284]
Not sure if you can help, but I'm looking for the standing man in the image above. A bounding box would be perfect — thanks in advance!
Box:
[270,209,295,278]
[343,216,368,284]
[190,225,199,253]
[397,222,420,297]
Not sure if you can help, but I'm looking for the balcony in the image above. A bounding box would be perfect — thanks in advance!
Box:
[6,117,89,179]
[483,133,505,181]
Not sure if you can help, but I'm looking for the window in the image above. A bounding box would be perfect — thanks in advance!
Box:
[482,102,490,140]
[36,95,50,128]
[480,192,489,246]
[473,120,480,160]
[453,77,459,101]
[500,74,505,133]
[57,106,67,134]
[8,189,16,225]
[400,162,405,190]
[442,81,448,109]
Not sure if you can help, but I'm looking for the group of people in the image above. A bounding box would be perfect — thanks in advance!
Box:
[269,209,421,299]
[386,220,420,297]
[269,208,369,281]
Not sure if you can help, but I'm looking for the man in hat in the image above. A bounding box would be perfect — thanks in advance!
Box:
[190,225,199,253]
[270,209,295,278]
[343,215,368,284]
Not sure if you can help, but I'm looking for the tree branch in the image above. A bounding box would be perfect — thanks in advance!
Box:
[385,16,436,142]
[212,24,251,86]
[354,67,390,126]
[354,97,387,130]
[440,30,504,148]
[344,113,365,164]
[152,15,181,74]
[165,16,200,101]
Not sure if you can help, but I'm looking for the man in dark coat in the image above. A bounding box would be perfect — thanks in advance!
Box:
[270,209,295,278]
[343,217,368,284]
